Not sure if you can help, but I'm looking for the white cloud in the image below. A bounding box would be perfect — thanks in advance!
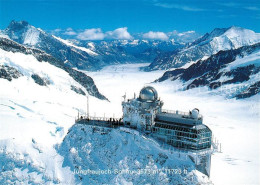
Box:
[50,28,62,35]
[244,6,260,11]
[76,27,132,40]
[76,28,105,40]
[64,28,77,36]
[216,2,240,8]
[166,30,199,43]
[53,28,62,33]
[106,27,132,40]
[143,31,169,40]
[185,30,195,34]
[217,2,260,11]
[154,3,205,12]
[177,30,195,36]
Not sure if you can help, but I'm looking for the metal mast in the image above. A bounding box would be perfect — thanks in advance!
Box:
[87,95,89,118]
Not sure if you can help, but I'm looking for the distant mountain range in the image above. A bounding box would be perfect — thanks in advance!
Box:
[0,21,190,71]
[1,20,259,99]
[77,39,182,65]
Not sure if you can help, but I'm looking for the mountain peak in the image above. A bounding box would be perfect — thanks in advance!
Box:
[204,26,257,41]
[196,26,260,49]
[205,27,229,40]
[219,26,260,48]
[4,20,46,46]
[8,20,30,30]
[227,25,246,31]
[224,26,257,35]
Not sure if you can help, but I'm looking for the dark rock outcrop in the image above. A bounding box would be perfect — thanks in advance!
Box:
[236,81,260,99]
[0,65,22,81]
[31,74,50,86]
[71,85,86,96]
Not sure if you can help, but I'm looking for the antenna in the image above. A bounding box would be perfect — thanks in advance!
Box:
[122,92,126,102]
[87,95,89,118]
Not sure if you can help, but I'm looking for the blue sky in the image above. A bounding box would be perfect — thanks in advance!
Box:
[0,0,259,39]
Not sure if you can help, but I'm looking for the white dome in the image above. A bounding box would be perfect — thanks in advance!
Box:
[139,86,158,102]
[191,108,199,119]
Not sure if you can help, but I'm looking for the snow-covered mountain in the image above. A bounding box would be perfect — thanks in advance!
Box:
[155,43,260,99]
[145,26,260,71]
[0,37,107,100]
[78,39,182,65]
[0,21,187,71]
[58,124,212,184]
[0,20,105,70]
[0,36,114,183]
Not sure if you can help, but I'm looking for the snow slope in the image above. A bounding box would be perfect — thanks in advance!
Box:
[222,50,260,71]
[0,61,259,184]
[22,27,40,46]
[0,48,104,184]
[210,26,260,51]
[52,35,98,56]
[0,59,212,184]
[59,124,212,184]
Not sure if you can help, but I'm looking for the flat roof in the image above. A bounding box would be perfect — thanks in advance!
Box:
[156,112,202,126]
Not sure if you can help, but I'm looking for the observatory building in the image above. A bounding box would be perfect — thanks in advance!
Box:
[77,86,213,176]
[122,86,212,176]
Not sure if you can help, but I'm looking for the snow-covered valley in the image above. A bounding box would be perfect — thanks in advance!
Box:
[0,59,259,184]
[86,63,260,185]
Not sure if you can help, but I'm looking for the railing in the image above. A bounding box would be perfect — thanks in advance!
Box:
[76,116,122,122]
[162,109,203,119]
[211,134,222,153]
